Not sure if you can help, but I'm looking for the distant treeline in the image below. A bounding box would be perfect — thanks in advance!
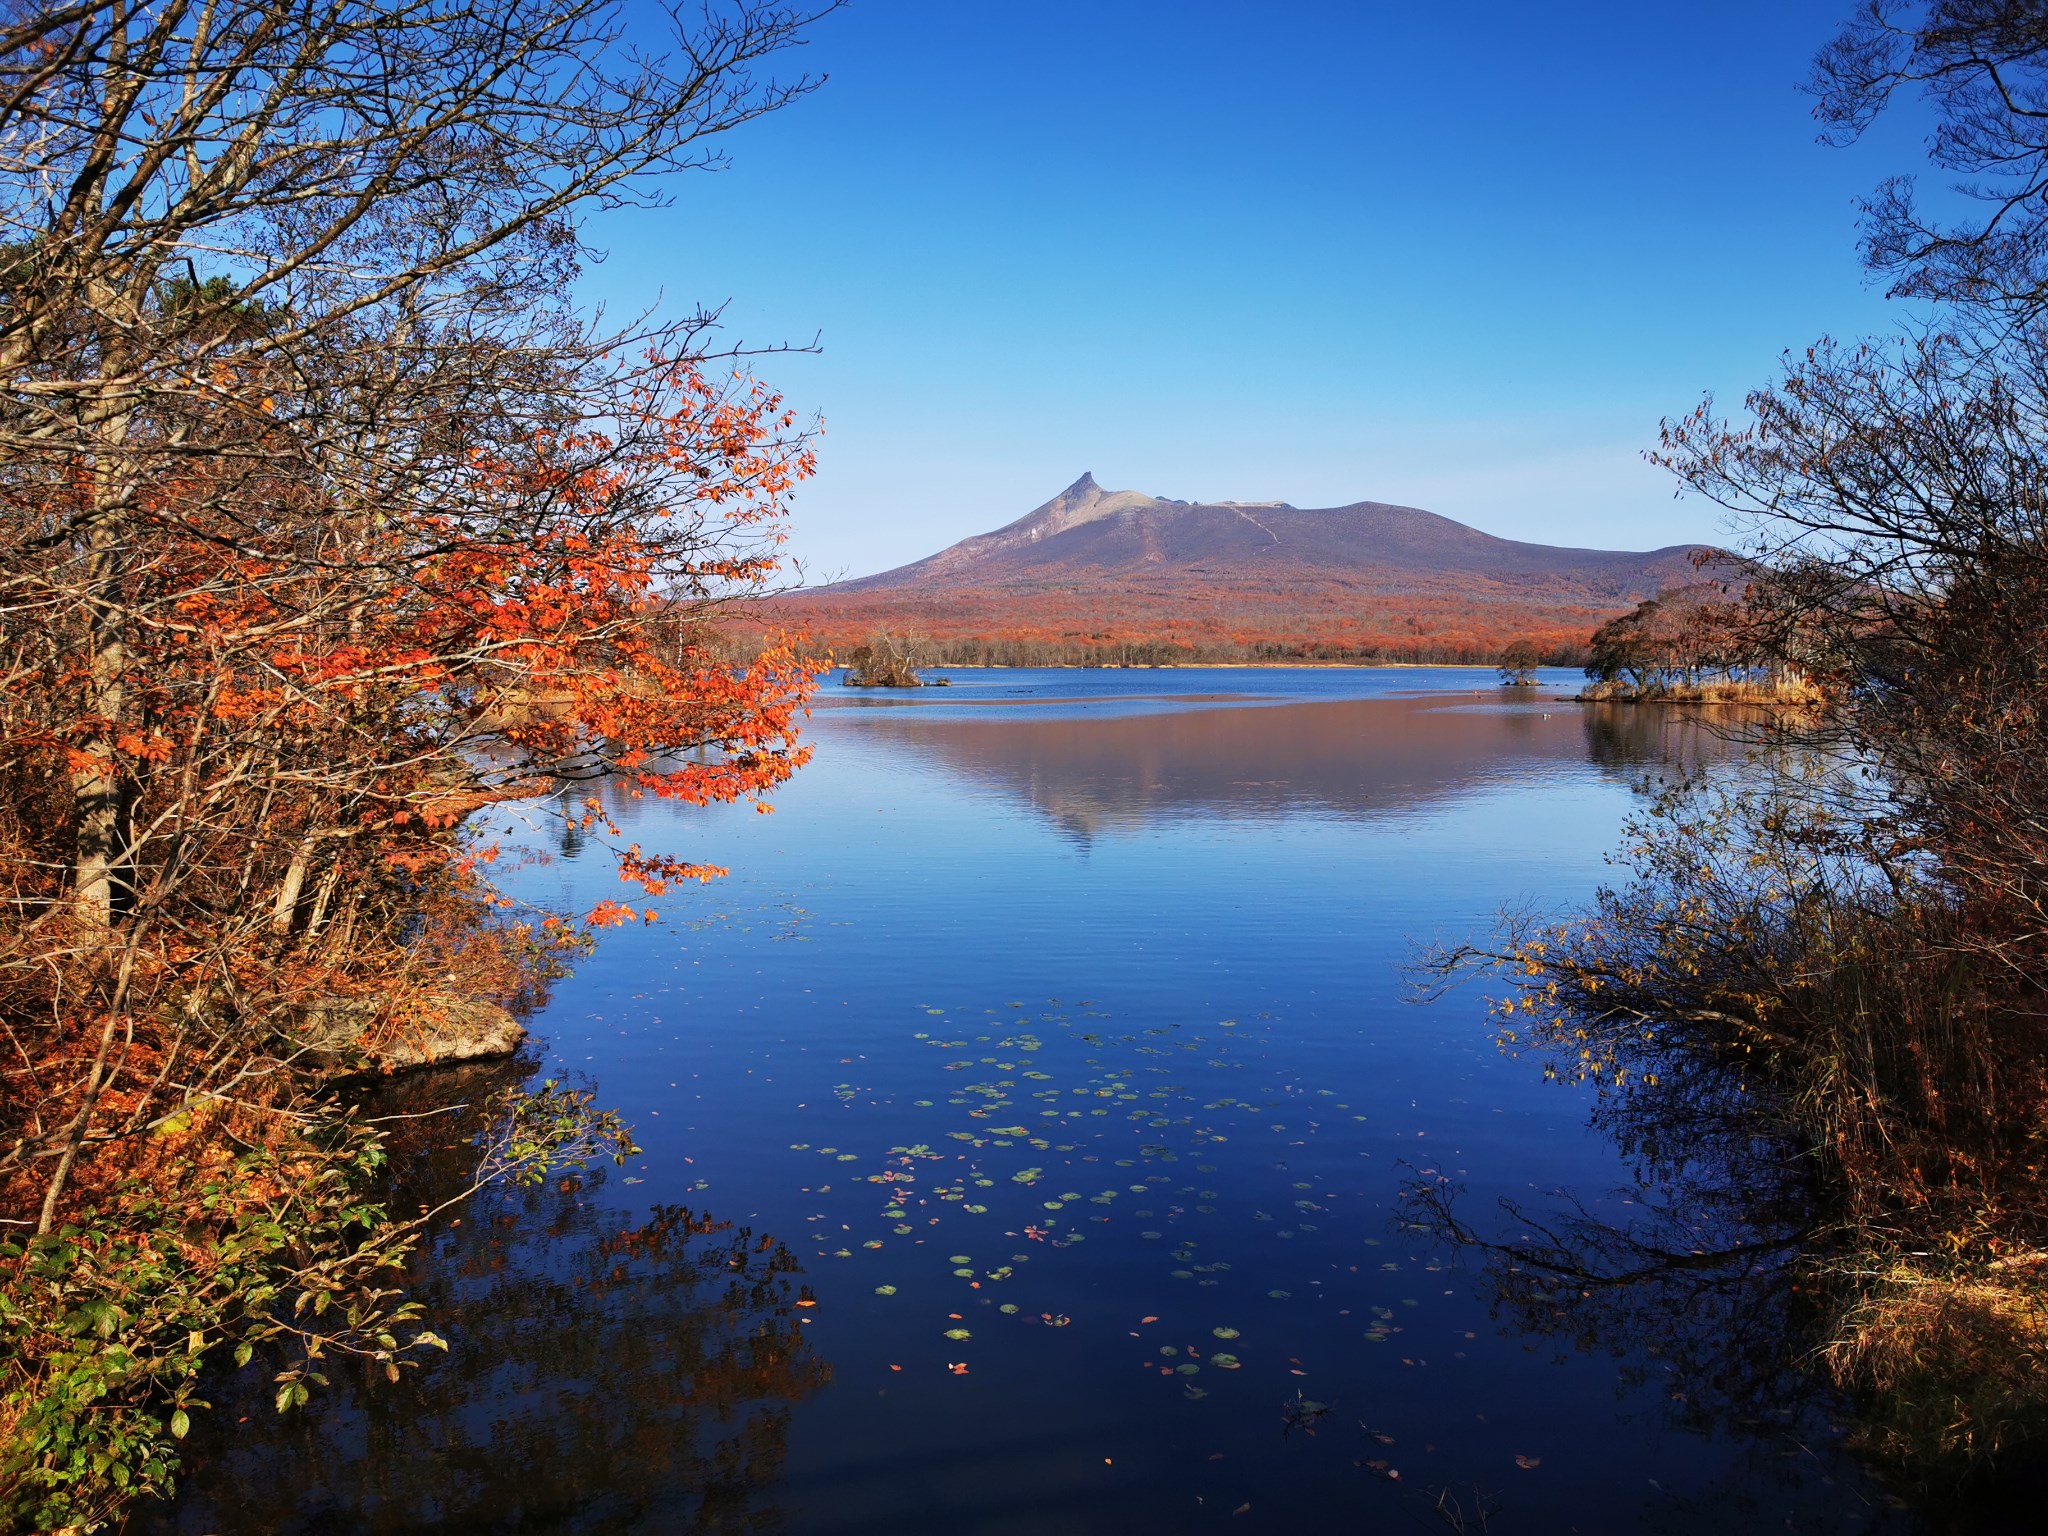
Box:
[717,630,1591,670]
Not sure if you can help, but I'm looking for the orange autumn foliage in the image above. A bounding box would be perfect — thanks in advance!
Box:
[0,352,818,1235]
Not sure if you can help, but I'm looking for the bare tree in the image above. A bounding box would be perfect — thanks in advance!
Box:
[1813,0,2048,320]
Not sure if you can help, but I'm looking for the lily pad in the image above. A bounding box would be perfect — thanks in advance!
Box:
[1212,1327,1241,1340]
[943,1328,971,1341]
[1211,1353,1241,1369]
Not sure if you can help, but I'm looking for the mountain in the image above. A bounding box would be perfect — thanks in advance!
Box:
[755,474,1717,663]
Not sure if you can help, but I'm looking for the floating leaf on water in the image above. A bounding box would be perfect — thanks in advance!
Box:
[789,1143,811,1151]
[1184,1385,1208,1399]
[965,1203,989,1214]
[1212,1327,1240,1340]
[949,1255,971,1264]
[952,1268,974,1278]
[943,1328,971,1341]
[1211,1353,1242,1369]
[1159,1346,1179,1357]
[1267,1290,1291,1300]
[874,1285,897,1296]
[1176,1363,1200,1375]
[999,1303,1019,1314]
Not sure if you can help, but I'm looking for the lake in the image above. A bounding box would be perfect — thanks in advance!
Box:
[155,668,1918,1534]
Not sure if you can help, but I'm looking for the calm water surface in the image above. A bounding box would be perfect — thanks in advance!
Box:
[159,669,1917,1535]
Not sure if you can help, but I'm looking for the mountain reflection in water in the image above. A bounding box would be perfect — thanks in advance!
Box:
[838,693,1738,842]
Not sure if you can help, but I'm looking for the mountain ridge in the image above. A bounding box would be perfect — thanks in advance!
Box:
[757,474,1718,664]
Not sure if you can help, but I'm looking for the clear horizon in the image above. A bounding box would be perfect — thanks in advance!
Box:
[588,0,1936,580]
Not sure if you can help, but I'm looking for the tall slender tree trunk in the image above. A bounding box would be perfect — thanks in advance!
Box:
[70,290,139,937]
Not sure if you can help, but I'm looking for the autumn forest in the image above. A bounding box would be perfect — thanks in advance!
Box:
[7,1,2048,1533]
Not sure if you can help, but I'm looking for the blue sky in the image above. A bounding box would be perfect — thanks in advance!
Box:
[590,0,1934,579]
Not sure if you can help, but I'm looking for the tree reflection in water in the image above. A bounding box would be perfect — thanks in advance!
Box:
[150,1061,830,1535]
[1408,1053,1828,1447]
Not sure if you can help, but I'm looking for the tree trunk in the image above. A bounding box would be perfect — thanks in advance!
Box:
[71,513,131,930]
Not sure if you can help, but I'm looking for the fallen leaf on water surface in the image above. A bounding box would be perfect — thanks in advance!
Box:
[1515,1455,1542,1470]
[943,1328,971,1341]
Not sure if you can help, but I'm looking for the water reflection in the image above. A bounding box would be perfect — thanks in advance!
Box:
[153,679,1892,1536]
[150,1062,829,1535]
[1409,1061,1823,1437]
[840,695,1735,842]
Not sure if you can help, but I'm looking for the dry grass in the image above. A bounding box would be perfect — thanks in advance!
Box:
[1824,1255,2048,1466]
[1578,676,1827,704]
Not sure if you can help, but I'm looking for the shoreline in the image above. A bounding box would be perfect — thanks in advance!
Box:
[876,660,1519,673]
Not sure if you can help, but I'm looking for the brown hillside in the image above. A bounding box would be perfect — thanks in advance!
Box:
[755,473,1717,663]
